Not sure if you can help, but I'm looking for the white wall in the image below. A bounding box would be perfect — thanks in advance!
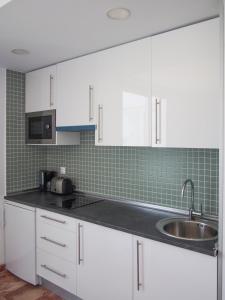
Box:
[0,68,6,264]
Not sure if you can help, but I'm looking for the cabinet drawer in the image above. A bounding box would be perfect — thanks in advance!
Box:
[37,249,76,295]
[37,208,76,232]
[37,221,76,263]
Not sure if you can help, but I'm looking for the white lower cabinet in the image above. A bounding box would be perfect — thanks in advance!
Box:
[4,201,37,285]
[36,220,77,263]
[37,249,76,294]
[36,209,77,294]
[77,221,133,300]
[133,236,217,300]
[35,208,217,300]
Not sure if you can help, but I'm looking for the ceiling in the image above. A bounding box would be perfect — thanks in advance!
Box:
[0,0,220,72]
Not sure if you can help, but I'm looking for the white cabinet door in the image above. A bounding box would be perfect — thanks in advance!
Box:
[95,38,151,146]
[4,201,37,285]
[133,236,217,300]
[26,65,56,113]
[152,18,221,148]
[77,221,133,300]
[57,54,97,127]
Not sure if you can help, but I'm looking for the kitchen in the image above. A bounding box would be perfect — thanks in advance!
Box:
[0,0,224,300]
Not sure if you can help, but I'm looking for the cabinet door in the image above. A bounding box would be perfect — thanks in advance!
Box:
[152,18,221,148]
[57,54,97,127]
[4,202,37,285]
[95,38,151,146]
[133,236,217,300]
[26,65,56,112]
[77,221,133,300]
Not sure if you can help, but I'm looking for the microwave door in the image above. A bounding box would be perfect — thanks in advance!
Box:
[29,117,43,140]
[26,110,56,144]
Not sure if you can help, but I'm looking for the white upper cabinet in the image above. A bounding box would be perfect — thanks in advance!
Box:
[152,18,221,148]
[133,236,217,300]
[56,54,98,127]
[26,65,56,112]
[77,221,133,300]
[95,38,151,146]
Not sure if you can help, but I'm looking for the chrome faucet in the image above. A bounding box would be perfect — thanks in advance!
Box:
[181,179,202,220]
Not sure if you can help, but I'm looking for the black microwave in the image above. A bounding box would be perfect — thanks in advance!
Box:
[25,110,56,144]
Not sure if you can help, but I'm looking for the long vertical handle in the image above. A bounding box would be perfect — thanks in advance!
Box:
[98,104,103,142]
[50,75,54,107]
[78,223,83,265]
[155,98,161,144]
[89,85,94,121]
[136,240,142,291]
[3,207,5,227]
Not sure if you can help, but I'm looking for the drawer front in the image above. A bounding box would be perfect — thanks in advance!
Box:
[37,221,76,263]
[37,249,76,295]
[37,208,76,232]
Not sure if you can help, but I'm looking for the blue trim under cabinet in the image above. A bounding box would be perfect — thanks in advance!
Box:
[56,125,96,132]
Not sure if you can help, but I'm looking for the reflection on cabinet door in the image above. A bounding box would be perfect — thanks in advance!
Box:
[95,38,151,146]
[152,18,221,148]
[26,65,56,113]
[77,221,133,300]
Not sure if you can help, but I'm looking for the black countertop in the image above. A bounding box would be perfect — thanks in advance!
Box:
[4,190,218,257]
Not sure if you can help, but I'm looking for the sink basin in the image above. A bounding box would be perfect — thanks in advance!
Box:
[156,218,218,241]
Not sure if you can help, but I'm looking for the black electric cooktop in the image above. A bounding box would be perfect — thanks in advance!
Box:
[49,193,103,209]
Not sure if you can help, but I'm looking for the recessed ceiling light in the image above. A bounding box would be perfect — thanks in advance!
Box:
[107,7,131,20]
[11,49,30,55]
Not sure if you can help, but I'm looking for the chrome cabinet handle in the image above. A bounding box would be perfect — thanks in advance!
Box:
[89,85,94,121]
[3,208,5,228]
[137,240,142,291]
[41,264,66,278]
[155,98,161,144]
[98,104,103,142]
[41,236,66,248]
[50,75,54,107]
[40,215,66,224]
[78,223,83,264]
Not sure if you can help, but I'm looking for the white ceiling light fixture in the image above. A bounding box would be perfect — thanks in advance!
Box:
[0,0,12,8]
[107,7,131,20]
[11,49,30,55]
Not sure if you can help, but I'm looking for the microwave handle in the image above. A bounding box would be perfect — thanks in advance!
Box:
[50,75,54,107]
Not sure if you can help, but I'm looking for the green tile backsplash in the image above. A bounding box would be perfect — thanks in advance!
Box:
[46,133,219,216]
[6,70,219,216]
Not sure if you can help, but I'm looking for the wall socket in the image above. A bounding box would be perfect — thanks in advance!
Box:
[60,167,66,175]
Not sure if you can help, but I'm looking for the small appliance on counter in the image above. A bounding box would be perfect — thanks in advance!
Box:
[50,176,74,195]
[39,170,56,192]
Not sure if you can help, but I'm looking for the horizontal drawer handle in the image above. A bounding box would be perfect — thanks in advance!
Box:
[40,215,66,224]
[41,236,66,248]
[41,264,66,278]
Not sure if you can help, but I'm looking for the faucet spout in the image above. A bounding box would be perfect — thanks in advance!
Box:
[181,179,195,220]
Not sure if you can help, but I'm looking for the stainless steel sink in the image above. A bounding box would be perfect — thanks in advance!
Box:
[156,218,218,241]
